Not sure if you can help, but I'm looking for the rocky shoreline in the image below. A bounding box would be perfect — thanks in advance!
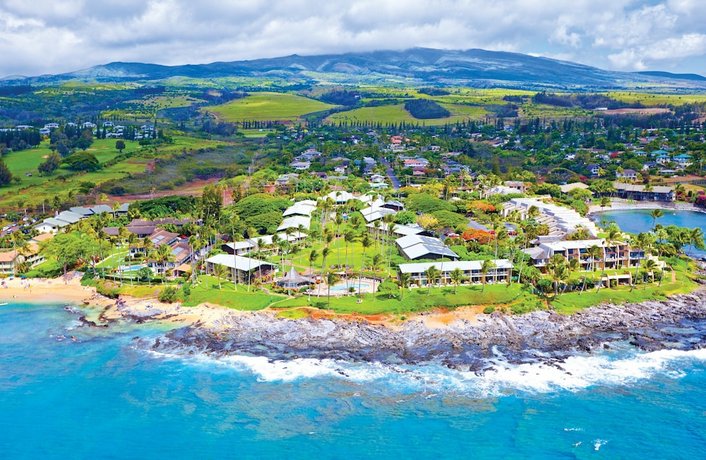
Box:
[119,288,706,372]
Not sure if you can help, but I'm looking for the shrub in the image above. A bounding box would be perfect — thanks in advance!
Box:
[483,306,495,314]
[159,286,179,303]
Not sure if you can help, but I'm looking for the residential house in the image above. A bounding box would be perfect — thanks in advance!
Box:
[396,235,460,261]
[205,254,276,284]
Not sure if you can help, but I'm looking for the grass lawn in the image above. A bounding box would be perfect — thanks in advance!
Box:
[273,283,539,315]
[96,248,131,269]
[206,92,335,122]
[550,258,699,314]
[326,103,487,126]
[181,275,286,311]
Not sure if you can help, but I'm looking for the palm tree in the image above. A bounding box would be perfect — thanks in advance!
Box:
[343,230,356,288]
[213,263,228,289]
[642,258,659,284]
[425,266,440,295]
[650,209,664,231]
[547,254,568,297]
[398,272,411,300]
[308,249,318,277]
[480,259,495,292]
[689,227,705,250]
[450,268,466,294]
[326,272,337,308]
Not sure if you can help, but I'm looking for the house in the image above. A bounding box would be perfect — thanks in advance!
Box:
[674,154,692,168]
[559,182,590,194]
[326,191,355,204]
[398,259,512,286]
[396,235,459,261]
[503,198,600,238]
[382,200,404,212]
[290,160,311,171]
[282,202,317,218]
[0,250,22,275]
[360,206,397,223]
[205,254,276,284]
[222,240,256,256]
[277,215,311,232]
[612,183,674,202]
[587,164,601,176]
[149,229,179,248]
[616,169,638,181]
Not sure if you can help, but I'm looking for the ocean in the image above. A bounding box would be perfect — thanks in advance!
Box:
[2,303,706,459]
[594,209,706,258]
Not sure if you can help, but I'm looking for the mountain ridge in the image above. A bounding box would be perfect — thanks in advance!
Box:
[3,47,706,90]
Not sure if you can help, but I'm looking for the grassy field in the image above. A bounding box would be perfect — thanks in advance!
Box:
[206,92,335,122]
[550,258,699,314]
[182,275,286,310]
[0,135,227,209]
[326,102,487,125]
[272,283,540,315]
[606,91,706,106]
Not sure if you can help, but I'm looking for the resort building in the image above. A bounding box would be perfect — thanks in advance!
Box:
[205,254,277,284]
[524,239,645,271]
[503,198,600,238]
[360,206,397,223]
[398,259,513,286]
[282,201,317,218]
[612,183,675,202]
[277,215,311,232]
[396,234,460,261]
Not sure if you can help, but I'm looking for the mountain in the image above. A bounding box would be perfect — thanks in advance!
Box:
[637,71,706,82]
[4,48,706,90]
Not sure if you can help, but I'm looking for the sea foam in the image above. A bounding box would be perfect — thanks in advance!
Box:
[145,346,706,396]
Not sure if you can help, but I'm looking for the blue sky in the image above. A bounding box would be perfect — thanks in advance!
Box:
[1,0,705,76]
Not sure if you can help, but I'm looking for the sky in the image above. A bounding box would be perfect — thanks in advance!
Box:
[1,0,705,77]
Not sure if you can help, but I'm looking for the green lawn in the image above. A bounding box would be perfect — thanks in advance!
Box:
[182,275,286,311]
[551,258,699,314]
[273,283,538,315]
[206,92,335,122]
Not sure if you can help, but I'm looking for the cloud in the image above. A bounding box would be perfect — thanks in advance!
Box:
[0,0,705,76]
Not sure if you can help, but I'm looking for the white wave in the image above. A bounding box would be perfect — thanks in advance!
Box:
[143,346,706,396]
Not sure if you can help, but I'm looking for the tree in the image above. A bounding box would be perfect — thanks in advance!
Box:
[115,140,126,153]
[63,152,100,171]
[38,152,61,175]
[398,272,411,300]
[449,268,466,294]
[650,209,664,230]
[425,265,440,295]
[213,263,228,289]
[546,254,568,297]
[0,159,12,187]
[326,272,338,307]
[308,249,318,277]
[480,259,495,292]
[200,185,223,222]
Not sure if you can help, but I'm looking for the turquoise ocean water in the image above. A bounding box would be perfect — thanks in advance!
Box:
[594,209,706,258]
[2,303,706,459]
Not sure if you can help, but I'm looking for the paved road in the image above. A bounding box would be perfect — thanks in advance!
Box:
[381,157,401,190]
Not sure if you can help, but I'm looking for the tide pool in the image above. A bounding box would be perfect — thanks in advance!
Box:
[2,303,706,459]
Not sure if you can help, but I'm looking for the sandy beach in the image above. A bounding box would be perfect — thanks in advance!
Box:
[588,199,705,215]
[0,275,104,306]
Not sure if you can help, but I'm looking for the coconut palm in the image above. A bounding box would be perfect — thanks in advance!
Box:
[642,258,659,284]
[326,271,337,308]
[308,249,318,277]
[425,266,440,295]
[481,259,495,292]
[398,272,411,300]
[213,263,228,289]
[547,254,568,297]
[650,209,664,230]
[449,268,466,294]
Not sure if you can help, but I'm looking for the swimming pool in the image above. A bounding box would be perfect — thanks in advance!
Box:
[329,280,372,293]
[118,264,147,272]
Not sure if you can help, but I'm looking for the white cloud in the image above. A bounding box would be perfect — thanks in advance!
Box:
[0,0,705,76]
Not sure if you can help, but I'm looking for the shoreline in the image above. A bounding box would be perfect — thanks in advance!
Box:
[588,199,706,216]
[5,275,706,369]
